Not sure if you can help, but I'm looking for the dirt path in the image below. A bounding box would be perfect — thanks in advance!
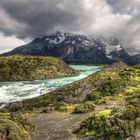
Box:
[29,111,92,140]
[28,99,125,140]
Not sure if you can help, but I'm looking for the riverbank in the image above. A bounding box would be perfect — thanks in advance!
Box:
[0,65,100,107]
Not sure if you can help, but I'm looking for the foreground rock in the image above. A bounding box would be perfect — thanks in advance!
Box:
[0,55,78,81]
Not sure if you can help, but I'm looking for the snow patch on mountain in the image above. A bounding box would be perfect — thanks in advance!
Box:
[97,37,123,59]
[45,32,66,44]
[105,44,122,54]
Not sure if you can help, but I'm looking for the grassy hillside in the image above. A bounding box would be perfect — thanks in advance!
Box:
[0,112,34,140]
[3,62,140,140]
[0,55,78,81]
[76,64,140,140]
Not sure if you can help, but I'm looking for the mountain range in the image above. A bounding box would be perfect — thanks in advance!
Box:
[1,32,140,64]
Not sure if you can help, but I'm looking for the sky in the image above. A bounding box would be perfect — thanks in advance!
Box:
[0,0,140,53]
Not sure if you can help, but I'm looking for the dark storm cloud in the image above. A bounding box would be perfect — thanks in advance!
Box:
[106,0,140,51]
[0,0,89,38]
[0,0,140,53]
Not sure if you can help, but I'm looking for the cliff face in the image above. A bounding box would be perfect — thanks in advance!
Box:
[0,55,78,81]
[1,32,139,64]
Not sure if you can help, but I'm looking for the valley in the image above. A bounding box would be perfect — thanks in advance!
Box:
[0,0,140,140]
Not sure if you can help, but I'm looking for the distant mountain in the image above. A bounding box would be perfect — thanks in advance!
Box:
[128,53,140,64]
[1,32,139,64]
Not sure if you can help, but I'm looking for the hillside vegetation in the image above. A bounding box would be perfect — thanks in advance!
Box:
[22,61,128,108]
[3,62,140,140]
[0,112,34,140]
[0,55,78,81]
[76,64,140,140]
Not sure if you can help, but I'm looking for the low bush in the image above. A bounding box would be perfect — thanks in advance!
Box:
[0,112,33,140]
[73,101,95,113]
[54,102,68,112]
[98,79,126,96]
[87,91,101,101]
[77,106,140,140]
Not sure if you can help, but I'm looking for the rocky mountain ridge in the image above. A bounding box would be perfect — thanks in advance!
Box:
[1,32,139,64]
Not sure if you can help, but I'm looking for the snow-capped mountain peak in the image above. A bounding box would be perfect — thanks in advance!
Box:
[98,37,122,53]
[45,32,66,44]
[1,31,138,64]
[43,31,95,47]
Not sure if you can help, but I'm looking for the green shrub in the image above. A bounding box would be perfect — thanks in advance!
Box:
[87,91,101,101]
[73,101,95,113]
[126,93,140,107]
[0,119,26,140]
[54,102,68,112]
[98,79,126,96]
[0,112,33,140]
[77,106,140,140]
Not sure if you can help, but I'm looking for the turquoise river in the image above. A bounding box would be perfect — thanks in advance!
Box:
[0,65,100,107]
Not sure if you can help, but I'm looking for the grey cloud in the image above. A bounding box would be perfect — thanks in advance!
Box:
[106,0,140,51]
[0,0,88,38]
[0,0,140,52]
